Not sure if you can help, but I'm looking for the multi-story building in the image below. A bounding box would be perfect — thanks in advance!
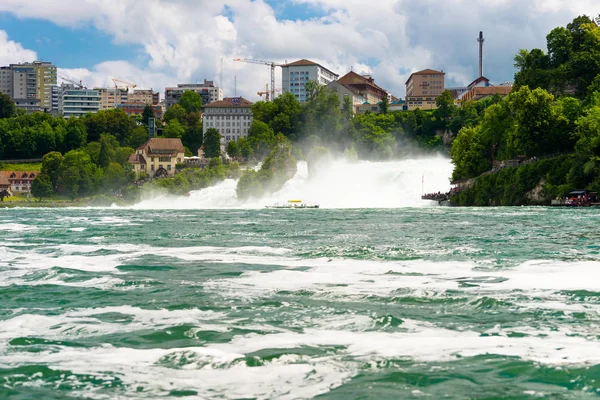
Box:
[116,102,163,120]
[0,62,57,112]
[95,88,159,111]
[59,83,101,119]
[202,97,253,149]
[128,138,185,178]
[326,80,367,113]
[282,59,338,103]
[336,72,388,104]
[165,80,223,109]
[405,69,446,110]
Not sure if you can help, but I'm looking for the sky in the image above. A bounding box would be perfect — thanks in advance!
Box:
[0,0,598,101]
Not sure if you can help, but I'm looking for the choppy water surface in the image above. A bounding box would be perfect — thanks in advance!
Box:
[1,207,600,399]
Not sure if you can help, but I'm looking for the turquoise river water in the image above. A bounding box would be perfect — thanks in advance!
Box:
[1,205,600,399]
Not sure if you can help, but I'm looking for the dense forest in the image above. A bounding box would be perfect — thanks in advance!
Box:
[450,15,600,205]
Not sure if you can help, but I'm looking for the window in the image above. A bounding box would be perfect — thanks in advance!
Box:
[151,165,155,171]
[159,156,171,162]
[167,164,171,171]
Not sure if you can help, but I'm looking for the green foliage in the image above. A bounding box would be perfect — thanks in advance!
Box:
[0,93,16,119]
[41,151,64,189]
[64,118,88,152]
[31,173,53,198]
[226,140,240,158]
[141,104,155,126]
[177,91,203,114]
[129,126,149,148]
[248,120,276,158]
[236,138,297,200]
[163,104,187,124]
[379,95,389,114]
[203,128,222,158]
[163,119,185,139]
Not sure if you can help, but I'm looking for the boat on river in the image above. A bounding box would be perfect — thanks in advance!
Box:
[265,200,320,209]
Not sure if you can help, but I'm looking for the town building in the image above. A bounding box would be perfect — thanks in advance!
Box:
[59,83,101,119]
[116,102,163,120]
[128,138,185,178]
[203,97,253,149]
[326,80,367,113]
[96,87,129,110]
[405,69,446,110]
[457,76,513,102]
[165,80,223,109]
[0,171,38,195]
[282,59,338,103]
[0,61,57,113]
[337,72,389,104]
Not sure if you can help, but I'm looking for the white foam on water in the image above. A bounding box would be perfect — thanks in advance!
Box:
[132,156,453,209]
[0,345,352,399]
[0,223,38,231]
[0,306,228,340]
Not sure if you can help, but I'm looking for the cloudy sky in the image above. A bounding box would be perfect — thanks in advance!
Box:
[0,0,597,100]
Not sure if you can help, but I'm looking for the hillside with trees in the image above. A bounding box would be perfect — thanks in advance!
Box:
[450,15,600,206]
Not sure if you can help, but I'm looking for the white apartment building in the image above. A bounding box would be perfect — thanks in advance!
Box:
[59,83,101,119]
[281,59,338,103]
[202,97,253,149]
[165,80,223,109]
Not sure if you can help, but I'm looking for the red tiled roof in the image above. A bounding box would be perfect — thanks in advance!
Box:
[337,71,388,95]
[136,138,185,154]
[0,171,37,181]
[203,97,253,108]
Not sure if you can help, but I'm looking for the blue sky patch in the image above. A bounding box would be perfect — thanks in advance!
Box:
[263,0,328,21]
[0,13,144,69]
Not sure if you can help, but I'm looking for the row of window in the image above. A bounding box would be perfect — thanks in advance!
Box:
[206,121,250,128]
[204,108,250,114]
[204,115,251,120]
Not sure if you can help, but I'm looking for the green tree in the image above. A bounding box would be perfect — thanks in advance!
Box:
[237,137,253,159]
[379,95,389,114]
[31,173,54,198]
[103,162,127,189]
[41,151,64,189]
[163,104,187,124]
[0,93,16,119]
[64,118,88,151]
[226,140,240,158]
[177,91,203,113]
[129,125,149,148]
[141,104,155,126]
[203,128,222,158]
[247,120,276,158]
[435,90,457,120]
[163,119,186,139]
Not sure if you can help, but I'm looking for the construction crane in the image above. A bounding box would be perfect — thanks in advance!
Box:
[111,78,137,91]
[59,75,86,89]
[257,84,282,102]
[234,58,284,101]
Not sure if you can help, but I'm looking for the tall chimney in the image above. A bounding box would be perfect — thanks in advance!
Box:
[477,31,485,78]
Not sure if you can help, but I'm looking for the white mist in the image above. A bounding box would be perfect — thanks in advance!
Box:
[133,155,453,209]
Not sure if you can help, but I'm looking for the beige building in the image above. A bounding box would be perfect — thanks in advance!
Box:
[203,97,253,149]
[96,88,158,110]
[0,61,57,112]
[327,80,367,113]
[129,138,185,178]
[405,69,445,111]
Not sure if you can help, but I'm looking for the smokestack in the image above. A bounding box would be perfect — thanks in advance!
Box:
[477,31,485,78]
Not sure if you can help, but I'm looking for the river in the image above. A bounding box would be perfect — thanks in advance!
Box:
[0,158,599,398]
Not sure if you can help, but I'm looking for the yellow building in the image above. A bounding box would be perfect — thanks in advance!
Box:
[32,61,57,112]
[129,138,185,178]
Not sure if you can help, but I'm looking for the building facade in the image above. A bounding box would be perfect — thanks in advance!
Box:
[165,80,223,109]
[0,171,38,194]
[117,102,163,120]
[326,80,367,113]
[128,138,185,178]
[203,97,253,148]
[59,84,101,118]
[336,72,388,104]
[0,61,57,113]
[405,69,446,111]
[282,59,338,103]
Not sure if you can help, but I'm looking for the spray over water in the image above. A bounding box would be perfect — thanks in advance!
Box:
[133,155,453,209]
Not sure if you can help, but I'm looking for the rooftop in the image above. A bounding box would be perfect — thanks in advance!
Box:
[405,69,445,84]
[136,138,185,154]
[283,59,338,77]
[203,97,253,108]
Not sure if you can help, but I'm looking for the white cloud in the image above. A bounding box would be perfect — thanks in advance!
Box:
[0,30,38,65]
[0,0,598,99]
